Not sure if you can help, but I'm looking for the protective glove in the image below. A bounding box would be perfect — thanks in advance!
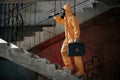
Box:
[74,39,79,43]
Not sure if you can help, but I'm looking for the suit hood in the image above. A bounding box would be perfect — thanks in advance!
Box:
[63,3,72,13]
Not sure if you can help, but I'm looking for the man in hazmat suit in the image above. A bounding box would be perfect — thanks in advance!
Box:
[53,3,85,76]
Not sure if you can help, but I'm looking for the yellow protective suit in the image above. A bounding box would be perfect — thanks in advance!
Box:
[54,3,84,75]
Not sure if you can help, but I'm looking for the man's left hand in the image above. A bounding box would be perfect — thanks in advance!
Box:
[74,39,79,43]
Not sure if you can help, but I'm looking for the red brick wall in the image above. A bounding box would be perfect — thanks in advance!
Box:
[29,7,120,80]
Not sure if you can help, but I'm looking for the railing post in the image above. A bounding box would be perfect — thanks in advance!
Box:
[74,0,76,14]
[34,2,37,46]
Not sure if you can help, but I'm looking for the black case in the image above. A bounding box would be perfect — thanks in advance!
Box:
[68,43,85,56]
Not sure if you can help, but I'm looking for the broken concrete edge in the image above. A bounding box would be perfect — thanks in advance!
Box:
[0,40,83,80]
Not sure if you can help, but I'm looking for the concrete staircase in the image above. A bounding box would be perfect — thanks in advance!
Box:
[0,38,83,80]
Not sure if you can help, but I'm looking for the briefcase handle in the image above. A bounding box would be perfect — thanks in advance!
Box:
[74,39,79,43]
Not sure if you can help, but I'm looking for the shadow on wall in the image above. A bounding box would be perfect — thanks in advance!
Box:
[0,58,38,80]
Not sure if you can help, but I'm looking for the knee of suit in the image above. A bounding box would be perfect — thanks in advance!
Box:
[61,52,69,57]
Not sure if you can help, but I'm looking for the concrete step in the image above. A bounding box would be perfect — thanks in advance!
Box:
[23,27,34,37]
[0,24,53,42]
[0,38,83,80]
[22,24,53,36]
